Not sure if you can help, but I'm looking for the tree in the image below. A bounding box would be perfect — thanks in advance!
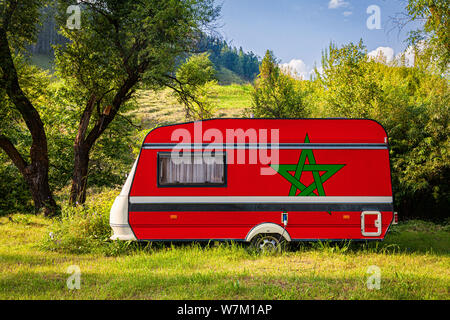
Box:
[0,0,58,215]
[397,0,449,73]
[54,0,219,204]
[174,53,217,119]
[249,50,306,118]
[318,41,383,118]
[193,34,261,81]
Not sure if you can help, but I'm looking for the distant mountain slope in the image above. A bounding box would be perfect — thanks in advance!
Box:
[195,34,261,82]
[215,67,247,85]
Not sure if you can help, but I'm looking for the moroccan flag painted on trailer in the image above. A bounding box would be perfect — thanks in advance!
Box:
[110,119,394,242]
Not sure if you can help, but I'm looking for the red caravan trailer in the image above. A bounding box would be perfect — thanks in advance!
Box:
[110,119,395,249]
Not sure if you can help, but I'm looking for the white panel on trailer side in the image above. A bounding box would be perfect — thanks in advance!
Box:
[110,158,138,240]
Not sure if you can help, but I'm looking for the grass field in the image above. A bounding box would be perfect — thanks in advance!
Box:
[0,214,448,300]
[135,84,253,129]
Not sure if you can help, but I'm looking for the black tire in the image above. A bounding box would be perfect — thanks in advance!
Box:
[251,233,287,253]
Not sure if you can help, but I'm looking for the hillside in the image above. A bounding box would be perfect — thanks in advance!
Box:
[30,52,251,85]
[134,84,253,129]
[215,67,248,85]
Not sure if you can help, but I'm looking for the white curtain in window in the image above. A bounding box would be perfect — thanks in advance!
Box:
[159,154,224,185]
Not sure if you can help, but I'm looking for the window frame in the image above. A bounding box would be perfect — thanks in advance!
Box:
[156,151,227,188]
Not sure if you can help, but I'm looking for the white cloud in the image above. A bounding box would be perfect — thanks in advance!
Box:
[368,47,395,63]
[395,46,416,67]
[343,11,353,16]
[367,45,421,67]
[280,59,311,80]
[328,0,349,9]
[395,42,428,67]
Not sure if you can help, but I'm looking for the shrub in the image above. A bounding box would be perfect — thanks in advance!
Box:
[249,50,307,118]
[40,189,133,255]
[0,158,34,216]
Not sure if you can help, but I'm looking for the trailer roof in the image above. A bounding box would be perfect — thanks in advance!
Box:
[143,118,388,145]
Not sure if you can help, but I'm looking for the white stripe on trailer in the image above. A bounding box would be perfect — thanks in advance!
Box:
[129,196,393,204]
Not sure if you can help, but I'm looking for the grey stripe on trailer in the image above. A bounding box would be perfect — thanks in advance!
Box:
[141,143,388,150]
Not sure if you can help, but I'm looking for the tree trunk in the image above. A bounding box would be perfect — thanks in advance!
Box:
[0,135,58,216]
[69,94,96,205]
[0,27,58,216]
[25,163,58,216]
[69,143,90,205]
[68,74,139,205]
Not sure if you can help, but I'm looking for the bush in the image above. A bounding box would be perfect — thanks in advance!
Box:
[40,189,134,255]
[0,158,34,216]
[249,50,307,118]
[173,53,218,119]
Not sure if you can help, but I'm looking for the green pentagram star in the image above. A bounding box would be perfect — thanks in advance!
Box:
[270,134,345,197]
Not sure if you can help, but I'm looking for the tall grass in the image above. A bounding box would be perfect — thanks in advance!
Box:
[40,189,134,256]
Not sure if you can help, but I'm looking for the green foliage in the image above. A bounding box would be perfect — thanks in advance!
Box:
[55,0,220,94]
[406,0,449,73]
[40,189,133,255]
[176,53,216,86]
[0,54,43,154]
[195,34,260,81]
[0,0,48,50]
[0,54,53,215]
[0,160,34,215]
[318,41,381,118]
[87,118,139,188]
[0,55,139,215]
[249,50,306,118]
[173,53,218,119]
[51,0,220,203]
[314,41,449,219]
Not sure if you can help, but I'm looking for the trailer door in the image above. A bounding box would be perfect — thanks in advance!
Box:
[361,211,382,237]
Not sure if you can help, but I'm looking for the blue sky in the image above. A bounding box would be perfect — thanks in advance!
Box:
[217,0,419,77]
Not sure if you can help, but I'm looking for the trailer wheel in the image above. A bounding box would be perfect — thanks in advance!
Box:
[251,233,286,253]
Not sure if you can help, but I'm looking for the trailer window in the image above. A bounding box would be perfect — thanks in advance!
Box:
[158,152,226,186]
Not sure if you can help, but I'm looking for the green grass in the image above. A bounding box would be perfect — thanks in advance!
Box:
[215,67,248,85]
[209,83,253,118]
[135,89,186,129]
[1,214,449,299]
